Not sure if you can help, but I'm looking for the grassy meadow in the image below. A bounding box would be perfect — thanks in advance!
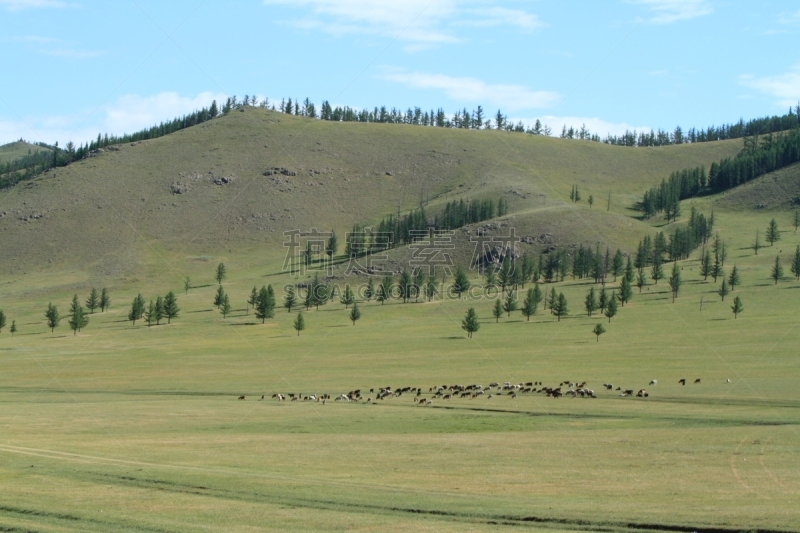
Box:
[2,196,800,532]
[1,114,800,531]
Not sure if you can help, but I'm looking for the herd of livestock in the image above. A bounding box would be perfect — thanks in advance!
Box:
[238,377,712,404]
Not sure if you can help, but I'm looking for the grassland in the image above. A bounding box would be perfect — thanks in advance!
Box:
[0,140,50,164]
[1,115,799,532]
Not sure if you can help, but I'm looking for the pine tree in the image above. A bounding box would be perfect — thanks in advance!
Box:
[612,250,624,281]
[753,230,761,255]
[574,186,581,202]
[349,302,361,325]
[163,291,179,323]
[399,270,413,303]
[184,277,191,295]
[68,294,88,334]
[461,307,480,338]
[767,219,780,246]
[376,279,388,305]
[604,292,618,323]
[619,275,633,306]
[0,310,5,333]
[452,266,470,299]
[498,257,511,291]
[772,255,783,284]
[10,320,16,337]
[598,287,608,312]
[636,268,646,292]
[128,294,145,325]
[668,262,682,302]
[651,259,664,284]
[326,230,338,259]
[588,195,594,208]
[365,278,375,301]
[718,279,729,301]
[484,269,496,289]
[247,286,258,315]
[45,303,60,332]
[553,293,568,321]
[492,298,503,323]
[731,296,743,319]
[531,284,543,313]
[503,290,517,317]
[584,287,598,317]
[220,294,231,318]
[425,275,437,301]
[284,285,297,312]
[792,246,800,280]
[625,256,635,283]
[215,262,226,285]
[144,300,156,326]
[794,209,800,233]
[711,253,722,283]
[100,288,110,312]
[521,253,534,287]
[413,269,425,302]
[255,286,274,323]
[304,283,315,310]
[592,323,606,342]
[86,288,99,313]
[154,296,165,325]
[728,265,741,290]
[340,284,355,308]
[214,285,225,308]
[548,287,558,313]
[700,250,711,280]
[521,287,538,321]
[293,312,305,335]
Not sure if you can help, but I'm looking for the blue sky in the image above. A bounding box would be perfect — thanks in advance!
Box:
[1,0,799,145]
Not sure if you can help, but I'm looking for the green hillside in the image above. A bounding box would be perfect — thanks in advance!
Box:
[4,110,800,532]
[0,140,50,164]
[0,108,741,279]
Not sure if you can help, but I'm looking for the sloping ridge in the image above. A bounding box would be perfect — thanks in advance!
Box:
[714,161,800,211]
[0,108,741,276]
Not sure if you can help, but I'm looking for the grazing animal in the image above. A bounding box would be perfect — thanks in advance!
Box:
[238,395,245,400]
[637,389,648,397]
[727,379,731,383]
[679,379,686,385]
[510,392,517,399]
[694,379,701,384]
[649,380,657,386]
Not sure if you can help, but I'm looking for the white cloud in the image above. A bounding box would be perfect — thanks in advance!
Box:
[456,7,545,30]
[383,71,559,111]
[263,0,542,50]
[740,67,800,108]
[0,0,65,11]
[779,8,800,26]
[0,91,227,146]
[629,0,713,24]
[517,115,650,138]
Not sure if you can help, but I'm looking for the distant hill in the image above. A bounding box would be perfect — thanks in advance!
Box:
[0,140,50,164]
[0,108,742,277]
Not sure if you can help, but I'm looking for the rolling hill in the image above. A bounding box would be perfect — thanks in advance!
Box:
[0,140,50,164]
[0,107,742,280]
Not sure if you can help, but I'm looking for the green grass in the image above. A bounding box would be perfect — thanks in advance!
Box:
[1,115,799,531]
[0,140,50,163]
[2,200,800,531]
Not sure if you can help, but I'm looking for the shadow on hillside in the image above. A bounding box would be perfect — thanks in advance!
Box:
[192,284,213,289]
[328,324,349,328]
[189,309,213,313]
[229,322,261,326]
[442,336,464,340]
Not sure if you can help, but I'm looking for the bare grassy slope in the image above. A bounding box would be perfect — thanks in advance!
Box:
[0,108,741,275]
[714,161,800,211]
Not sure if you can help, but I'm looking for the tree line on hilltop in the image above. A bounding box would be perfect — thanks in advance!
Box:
[4,94,798,191]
